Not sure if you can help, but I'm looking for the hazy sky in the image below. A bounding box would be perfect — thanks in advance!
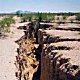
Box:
[0,0,80,13]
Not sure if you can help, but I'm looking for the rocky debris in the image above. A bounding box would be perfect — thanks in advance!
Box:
[38,23,80,80]
[15,38,39,80]
[14,21,80,80]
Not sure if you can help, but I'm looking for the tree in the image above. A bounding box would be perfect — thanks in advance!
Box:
[16,10,23,17]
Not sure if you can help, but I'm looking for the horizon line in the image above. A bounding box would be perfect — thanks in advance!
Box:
[0,10,80,14]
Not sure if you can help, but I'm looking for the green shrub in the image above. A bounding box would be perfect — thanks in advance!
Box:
[0,17,15,33]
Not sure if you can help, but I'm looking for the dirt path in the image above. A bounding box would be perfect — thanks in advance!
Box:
[0,25,24,80]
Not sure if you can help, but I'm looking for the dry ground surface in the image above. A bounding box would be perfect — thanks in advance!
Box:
[44,23,80,66]
[0,24,24,80]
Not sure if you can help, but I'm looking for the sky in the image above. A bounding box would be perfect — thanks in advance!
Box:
[0,0,80,13]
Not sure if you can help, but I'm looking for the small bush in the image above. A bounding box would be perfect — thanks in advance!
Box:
[0,17,15,33]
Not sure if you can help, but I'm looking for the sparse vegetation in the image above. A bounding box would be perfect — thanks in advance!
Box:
[0,12,80,22]
[0,12,80,80]
[19,12,80,23]
[0,17,15,33]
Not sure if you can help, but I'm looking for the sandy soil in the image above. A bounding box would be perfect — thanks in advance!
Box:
[0,25,24,80]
